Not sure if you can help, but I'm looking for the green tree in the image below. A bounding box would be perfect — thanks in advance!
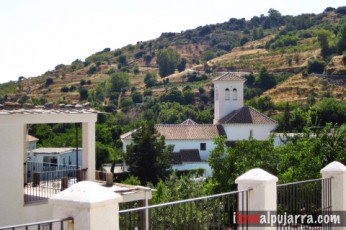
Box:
[144,72,157,87]
[96,142,118,170]
[317,30,334,57]
[336,23,346,54]
[281,102,291,132]
[118,55,127,65]
[110,72,130,92]
[45,78,54,87]
[307,58,325,74]
[257,67,276,91]
[157,48,181,77]
[177,58,187,72]
[125,122,173,185]
[183,90,195,105]
[131,91,143,103]
[289,108,309,132]
[79,87,89,101]
[207,136,277,193]
[313,98,346,125]
[160,87,183,104]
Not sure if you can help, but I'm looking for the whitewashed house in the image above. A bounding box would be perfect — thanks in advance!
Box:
[0,104,98,227]
[29,147,82,167]
[121,72,277,175]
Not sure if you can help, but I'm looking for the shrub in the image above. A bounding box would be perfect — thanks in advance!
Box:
[87,66,97,75]
[307,58,326,74]
[60,86,69,93]
[45,78,53,87]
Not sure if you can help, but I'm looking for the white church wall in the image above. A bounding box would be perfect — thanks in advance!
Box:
[223,124,276,141]
[165,139,215,161]
[214,80,244,124]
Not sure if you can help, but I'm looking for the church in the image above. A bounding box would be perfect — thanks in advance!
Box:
[121,72,277,175]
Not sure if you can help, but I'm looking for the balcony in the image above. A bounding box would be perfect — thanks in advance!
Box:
[24,162,86,203]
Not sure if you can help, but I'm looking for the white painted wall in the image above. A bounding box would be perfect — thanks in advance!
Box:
[165,139,215,161]
[0,123,53,226]
[123,139,215,161]
[222,124,276,141]
[0,112,97,226]
[28,141,37,152]
[29,149,83,167]
[214,80,244,124]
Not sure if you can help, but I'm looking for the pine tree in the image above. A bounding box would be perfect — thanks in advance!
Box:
[126,122,173,185]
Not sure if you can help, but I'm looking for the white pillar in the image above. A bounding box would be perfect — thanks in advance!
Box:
[235,168,278,230]
[321,161,346,212]
[49,181,123,230]
[82,122,96,181]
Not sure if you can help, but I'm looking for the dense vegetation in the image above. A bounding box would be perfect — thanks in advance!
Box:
[5,6,346,204]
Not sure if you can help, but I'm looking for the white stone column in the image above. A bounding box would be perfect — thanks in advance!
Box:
[50,181,123,230]
[321,161,346,212]
[82,121,96,181]
[235,168,278,230]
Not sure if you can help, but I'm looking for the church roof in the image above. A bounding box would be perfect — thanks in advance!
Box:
[156,124,225,140]
[213,72,248,82]
[219,106,277,125]
[121,124,226,140]
[180,119,198,125]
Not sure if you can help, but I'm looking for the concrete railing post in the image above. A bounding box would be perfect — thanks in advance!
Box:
[235,168,278,230]
[321,161,346,212]
[49,181,123,230]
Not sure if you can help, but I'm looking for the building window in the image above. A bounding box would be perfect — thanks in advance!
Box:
[200,143,206,151]
[225,88,230,100]
[215,88,219,101]
[250,129,253,138]
[233,88,238,100]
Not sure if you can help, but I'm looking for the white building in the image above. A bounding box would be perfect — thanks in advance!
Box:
[29,147,82,167]
[121,72,277,175]
[0,104,98,227]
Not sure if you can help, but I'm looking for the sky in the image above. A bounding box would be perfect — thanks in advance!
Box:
[0,0,345,84]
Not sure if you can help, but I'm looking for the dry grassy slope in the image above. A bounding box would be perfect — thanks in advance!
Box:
[325,55,346,75]
[208,35,320,73]
[3,10,346,105]
[262,73,345,104]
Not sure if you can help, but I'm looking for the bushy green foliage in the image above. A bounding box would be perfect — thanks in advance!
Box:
[45,78,54,87]
[131,91,143,103]
[160,87,183,104]
[144,72,157,87]
[307,58,325,74]
[267,35,299,49]
[336,23,346,54]
[208,124,346,192]
[60,86,69,93]
[317,30,335,57]
[110,72,130,92]
[157,48,181,77]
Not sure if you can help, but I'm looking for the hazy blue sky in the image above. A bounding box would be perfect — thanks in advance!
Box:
[0,0,345,83]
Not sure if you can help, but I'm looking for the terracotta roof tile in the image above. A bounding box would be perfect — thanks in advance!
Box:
[156,124,226,140]
[219,106,277,125]
[122,124,226,140]
[180,119,198,125]
[213,72,249,82]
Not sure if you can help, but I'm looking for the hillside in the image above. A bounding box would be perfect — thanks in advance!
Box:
[1,6,346,108]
